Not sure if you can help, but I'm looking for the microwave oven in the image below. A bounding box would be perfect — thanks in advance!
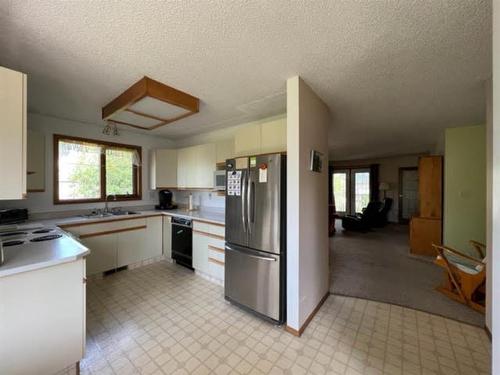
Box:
[214,170,226,191]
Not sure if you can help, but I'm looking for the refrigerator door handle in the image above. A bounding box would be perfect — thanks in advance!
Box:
[225,245,277,261]
[241,172,247,232]
[250,181,255,223]
[247,176,252,234]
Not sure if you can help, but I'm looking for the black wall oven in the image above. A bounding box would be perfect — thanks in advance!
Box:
[171,217,193,269]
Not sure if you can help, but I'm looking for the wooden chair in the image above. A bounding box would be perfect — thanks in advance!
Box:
[432,241,486,313]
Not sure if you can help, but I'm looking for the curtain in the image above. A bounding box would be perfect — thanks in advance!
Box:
[370,163,379,202]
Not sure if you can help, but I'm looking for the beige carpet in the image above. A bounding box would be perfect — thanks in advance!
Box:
[330,220,485,327]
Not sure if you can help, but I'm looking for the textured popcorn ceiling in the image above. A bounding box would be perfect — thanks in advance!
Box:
[0,1,491,159]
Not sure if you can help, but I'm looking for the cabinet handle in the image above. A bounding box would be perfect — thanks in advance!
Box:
[83,277,87,284]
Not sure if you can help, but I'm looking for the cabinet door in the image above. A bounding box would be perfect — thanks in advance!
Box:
[144,216,163,259]
[194,143,216,188]
[0,66,26,199]
[177,147,190,188]
[234,123,261,156]
[260,118,286,154]
[409,217,442,256]
[192,232,209,274]
[27,130,45,192]
[418,156,443,219]
[81,234,117,275]
[0,259,85,374]
[216,140,234,164]
[151,149,177,189]
[116,227,146,267]
[163,216,172,259]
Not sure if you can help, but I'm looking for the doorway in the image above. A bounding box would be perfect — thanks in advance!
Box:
[398,167,419,223]
[333,168,371,215]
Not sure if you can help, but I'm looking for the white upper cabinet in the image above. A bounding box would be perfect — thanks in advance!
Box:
[215,139,234,164]
[234,123,262,156]
[0,66,27,199]
[234,117,286,157]
[27,129,45,192]
[177,143,216,189]
[260,118,287,154]
[150,149,177,189]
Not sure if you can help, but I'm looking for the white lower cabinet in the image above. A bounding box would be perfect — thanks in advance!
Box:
[66,215,164,275]
[0,259,85,375]
[163,216,172,259]
[82,233,117,275]
[192,220,225,284]
[144,216,163,259]
[193,231,210,274]
[117,227,146,267]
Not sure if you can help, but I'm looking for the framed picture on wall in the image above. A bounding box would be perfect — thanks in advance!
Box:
[309,150,323,173]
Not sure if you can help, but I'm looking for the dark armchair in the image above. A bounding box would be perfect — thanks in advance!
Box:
[341,198,393,231]
[341,201,381,231]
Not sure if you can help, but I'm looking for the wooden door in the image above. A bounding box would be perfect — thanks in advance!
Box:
[418,156,443,218]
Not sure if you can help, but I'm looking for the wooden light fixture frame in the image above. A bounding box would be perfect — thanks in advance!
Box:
[102,76,199,130]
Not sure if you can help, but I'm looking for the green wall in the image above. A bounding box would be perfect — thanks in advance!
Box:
[444,125,486,255]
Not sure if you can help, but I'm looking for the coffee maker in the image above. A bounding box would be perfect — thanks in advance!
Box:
[155,190,178,210]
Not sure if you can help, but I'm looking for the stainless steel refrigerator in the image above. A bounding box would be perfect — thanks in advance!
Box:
[224,153,286,323]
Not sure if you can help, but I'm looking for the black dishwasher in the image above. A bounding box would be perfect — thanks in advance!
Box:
[171,217,193,269]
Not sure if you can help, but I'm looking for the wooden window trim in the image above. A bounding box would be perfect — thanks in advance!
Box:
[53,134,142,204]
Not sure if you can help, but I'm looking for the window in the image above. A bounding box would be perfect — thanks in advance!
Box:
[331,167,372,215]
[54,135,141,204]
[333,172,348,213]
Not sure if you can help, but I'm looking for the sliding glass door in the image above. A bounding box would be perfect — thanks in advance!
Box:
[351,169,371,214]
[332,168,371,215]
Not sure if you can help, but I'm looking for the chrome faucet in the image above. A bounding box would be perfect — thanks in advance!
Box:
[104,194,116,213]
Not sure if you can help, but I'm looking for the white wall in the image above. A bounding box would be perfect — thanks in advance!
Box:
[171,190,224,210]
[491,0,500,369]
[486,79,493,332]
[332,154,423,222]
[0,112,174,213]
[286,76,330,331]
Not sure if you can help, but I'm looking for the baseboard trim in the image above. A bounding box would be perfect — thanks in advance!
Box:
[485,324,492,341]
[285,291,330,337]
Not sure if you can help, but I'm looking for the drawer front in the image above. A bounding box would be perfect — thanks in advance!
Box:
[193,221,211,233]
[193,220,225,238]
[208,243,225,263]
[210,224,225,237]
[64,218,147,237]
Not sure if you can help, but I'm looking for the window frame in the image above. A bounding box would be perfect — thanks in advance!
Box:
[53,134,142,204]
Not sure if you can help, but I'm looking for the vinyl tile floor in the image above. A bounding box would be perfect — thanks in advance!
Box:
[80,261,491,375]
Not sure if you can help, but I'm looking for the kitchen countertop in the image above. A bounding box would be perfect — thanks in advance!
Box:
[0,229,90,278]
[0,208,224,278]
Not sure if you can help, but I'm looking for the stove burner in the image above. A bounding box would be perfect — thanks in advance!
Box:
[30,234,62,242]
[32,228,54,234]
[3,240,25,247]
[1,231,28,237]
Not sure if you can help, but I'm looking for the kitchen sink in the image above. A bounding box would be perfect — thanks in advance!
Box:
[81,212,114,219]
[81,210,139,219]
[111,211,139,216]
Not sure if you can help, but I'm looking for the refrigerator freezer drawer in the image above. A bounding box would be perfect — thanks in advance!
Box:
[224,244,281,321]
